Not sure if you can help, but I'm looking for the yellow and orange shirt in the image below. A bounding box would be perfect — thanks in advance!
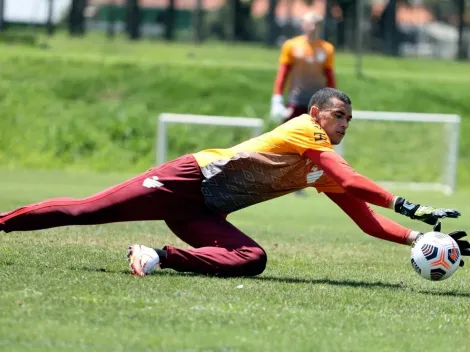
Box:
[279,36,335,106]
[193,114,344,213]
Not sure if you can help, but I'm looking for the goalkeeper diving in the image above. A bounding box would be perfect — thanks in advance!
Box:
[1,88,469,277]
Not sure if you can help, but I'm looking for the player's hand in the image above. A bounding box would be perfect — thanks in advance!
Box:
[432,222,468,267]
[270,94,287,123]
[394,197,460,225]
[417,222,469,267]
[448,230,470,267]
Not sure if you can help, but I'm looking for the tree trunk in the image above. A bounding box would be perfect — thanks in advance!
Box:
[68,0,87,36]
[266,0,277,46]
[335,0,356,49]
[164,0,175,40]
[46,0,55,36]
[126,0,141,40]
[231,0,253,42]
[193,0,204,43]
[323,0,334,42]
[382,0,398,56]
[107,1,117,38]
[0,0,4,32]
[456,0,467,60]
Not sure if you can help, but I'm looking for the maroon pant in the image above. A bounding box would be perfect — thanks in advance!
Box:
[0,155,267,277]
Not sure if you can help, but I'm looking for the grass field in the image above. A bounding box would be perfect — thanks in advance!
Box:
[1,33,470,351]
[1,169,470,351]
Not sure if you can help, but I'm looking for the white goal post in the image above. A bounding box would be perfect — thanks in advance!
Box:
[156,111,461,195]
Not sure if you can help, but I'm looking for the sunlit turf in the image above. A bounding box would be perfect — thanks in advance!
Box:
[1,169,469,351]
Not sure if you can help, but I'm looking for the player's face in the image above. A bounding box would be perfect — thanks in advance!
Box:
[302,19,322,39]
[311,98,352,145]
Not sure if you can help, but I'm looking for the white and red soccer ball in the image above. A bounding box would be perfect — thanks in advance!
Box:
[410,231,461,281]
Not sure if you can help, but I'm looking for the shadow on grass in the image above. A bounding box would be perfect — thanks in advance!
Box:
[249,275,403,289]
[70,266,129,275]
[413,290,470,298]
[72,266,470,298]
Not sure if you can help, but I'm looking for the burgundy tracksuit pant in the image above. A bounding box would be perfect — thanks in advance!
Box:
[0,155,267,277]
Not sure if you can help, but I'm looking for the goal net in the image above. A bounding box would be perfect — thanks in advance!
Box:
[156,111,460,195]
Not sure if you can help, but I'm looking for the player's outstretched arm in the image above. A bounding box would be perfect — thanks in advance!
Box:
[305,149,461,225]
[325,191,416,245]
[326,192,470,265]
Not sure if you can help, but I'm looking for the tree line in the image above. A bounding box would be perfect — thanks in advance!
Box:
[0,0,467,59]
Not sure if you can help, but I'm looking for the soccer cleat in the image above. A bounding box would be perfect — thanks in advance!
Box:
[127,244,160,277]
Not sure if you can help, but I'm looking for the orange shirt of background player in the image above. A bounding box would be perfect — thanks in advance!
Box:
[279,36,335,103]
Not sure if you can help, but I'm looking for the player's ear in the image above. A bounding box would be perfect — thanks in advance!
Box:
[309,105,319,118]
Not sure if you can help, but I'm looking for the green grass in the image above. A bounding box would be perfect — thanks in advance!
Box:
[1,169,470,351]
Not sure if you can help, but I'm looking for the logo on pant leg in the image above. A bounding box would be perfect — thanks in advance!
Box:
[143,176,164,188]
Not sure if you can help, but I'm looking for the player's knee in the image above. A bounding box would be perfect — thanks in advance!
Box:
[242,247,267,276]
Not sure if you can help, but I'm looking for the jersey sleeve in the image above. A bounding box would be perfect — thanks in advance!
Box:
[283,117,334,156]
[326,192,411,245]
[323,42,335,70]
[305,149,396,208]
[279,40,294,65]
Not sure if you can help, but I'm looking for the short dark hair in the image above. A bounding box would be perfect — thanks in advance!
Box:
[308,88,352,111]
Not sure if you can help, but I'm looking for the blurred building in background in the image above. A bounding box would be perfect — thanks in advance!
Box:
[1,0,469,60]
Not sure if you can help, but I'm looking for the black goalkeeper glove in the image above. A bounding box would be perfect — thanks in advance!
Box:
[447,230,470,267]
[394,197,461,225]
[418,221,470,267]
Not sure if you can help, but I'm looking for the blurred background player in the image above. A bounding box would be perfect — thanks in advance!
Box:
[270,11,337,124]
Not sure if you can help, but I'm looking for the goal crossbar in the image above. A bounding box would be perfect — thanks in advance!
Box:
[159,113,265,128]
[156,113,264,166]
[351,110,461,124]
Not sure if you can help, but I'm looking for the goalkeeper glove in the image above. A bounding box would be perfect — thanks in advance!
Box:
[449,230,470,267]
[270,94,287,123]
[415,223,470,267]
[394,197,460,225]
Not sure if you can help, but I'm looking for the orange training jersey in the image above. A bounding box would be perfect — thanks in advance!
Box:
[192,114,345,213]
[279,36,335,106]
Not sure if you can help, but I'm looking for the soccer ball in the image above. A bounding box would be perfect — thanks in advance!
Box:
[410,231,461,281]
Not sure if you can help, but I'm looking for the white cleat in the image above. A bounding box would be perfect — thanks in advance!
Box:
[127,244,160,277]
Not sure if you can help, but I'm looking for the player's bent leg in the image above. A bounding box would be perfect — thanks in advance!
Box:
[158,215,268,277]
[0,155,206,232]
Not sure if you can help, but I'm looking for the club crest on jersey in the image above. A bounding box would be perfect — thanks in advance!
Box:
[306,166,324,184]
[316,49,326,63]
